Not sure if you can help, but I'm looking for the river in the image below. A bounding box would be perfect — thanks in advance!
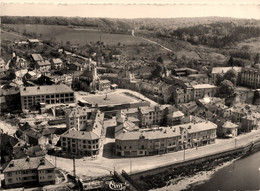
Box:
[190,151,260,191]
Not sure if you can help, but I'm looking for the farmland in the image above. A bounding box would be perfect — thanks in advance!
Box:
[2,24,150,45]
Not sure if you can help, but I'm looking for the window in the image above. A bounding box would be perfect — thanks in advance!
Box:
[83,145,86,148]
[88,146,91,149]
[83,140,86,143]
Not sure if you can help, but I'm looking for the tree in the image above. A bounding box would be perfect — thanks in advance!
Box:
[254,53,260,65]
[219,80,235,97]
[150,64,162,79]
[223,69,238,85]
[157,56,164,64]
[227,56,234,66]
[216,73,224,86]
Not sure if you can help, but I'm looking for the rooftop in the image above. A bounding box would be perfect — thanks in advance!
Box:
[212,67,242,74]
[61,129,99,140]
[3,156,54,173]
[222,121,239,129]
[116,122,216,141]
[37,60,51,66]
[20,84,74,96]
[31,54,44,62]
[52,58,63,64]
[192,84,217,89]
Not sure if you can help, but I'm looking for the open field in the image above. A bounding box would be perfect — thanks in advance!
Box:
[236,37,260,53]
[1,30,24,41]
[3,24,150,45]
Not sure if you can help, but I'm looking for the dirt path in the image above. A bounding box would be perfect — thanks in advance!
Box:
[137,36,174,53]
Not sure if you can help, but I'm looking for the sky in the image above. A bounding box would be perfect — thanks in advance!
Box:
[1,0,260,19]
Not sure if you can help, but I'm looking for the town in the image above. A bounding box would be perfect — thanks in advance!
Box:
[1,15,260,191]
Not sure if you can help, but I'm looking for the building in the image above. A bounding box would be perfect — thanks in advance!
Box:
[192,84,217,100]
[20,84,74,110]
[60,129,101,156]
[115,121,217,157]
[68,62,83,71]
[51,58,63,70]
[187,74,211,84]
[138,105,167,127]
[36,60,51,74]
[31,54,44,63]
[65,107,102,130]
[173,83,217,105]
[241,114,257,132]
[98,80,111,91]
[0,57,6,70]
[28,39,41,46]
[241,67,260,88]
[3,156,55,188]
[211,67,242,84]
[167,109,185,126]
[221,121,238,138]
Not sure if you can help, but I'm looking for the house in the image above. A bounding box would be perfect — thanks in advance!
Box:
[98,80,111,91]
[138,105,167,127]
[3,156,55,188]
[23,128,52,146]
[167,109,185,126]
[60,129,101,156]
[51,58,63,70]
[65,107,104,130]
[68,62,82,71]
[179,102,198,115]
[28,39,41,46]
[192,84,218,100]
[241,114,257,132]
[0,57,6,70]
[20,84,74,110]
[36,60,51,74]
[31,54,44,63]
[221,121,238,138]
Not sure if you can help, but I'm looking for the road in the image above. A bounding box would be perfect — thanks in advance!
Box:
[137,36,174,53]
[46,128,260,178]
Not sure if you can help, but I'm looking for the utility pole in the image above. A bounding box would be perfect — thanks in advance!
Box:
[0,16,1,56]
[73,156,76,177]
[130,159,132,174]
[183,141,186,161]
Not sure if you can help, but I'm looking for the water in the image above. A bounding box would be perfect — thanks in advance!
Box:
[191,151,260,191]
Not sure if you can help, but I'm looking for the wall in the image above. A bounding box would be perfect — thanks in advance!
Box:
[130,139,260,180]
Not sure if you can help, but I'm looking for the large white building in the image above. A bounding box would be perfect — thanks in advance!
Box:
[20,84,74,110]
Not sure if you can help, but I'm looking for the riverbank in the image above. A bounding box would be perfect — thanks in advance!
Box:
[132,152,242,191]
[153,158,238,191]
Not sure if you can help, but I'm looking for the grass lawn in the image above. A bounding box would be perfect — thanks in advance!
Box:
[83,92,139,106]
[4,24,150,45]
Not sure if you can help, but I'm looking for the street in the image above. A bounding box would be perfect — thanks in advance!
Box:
[46,128,260,178]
